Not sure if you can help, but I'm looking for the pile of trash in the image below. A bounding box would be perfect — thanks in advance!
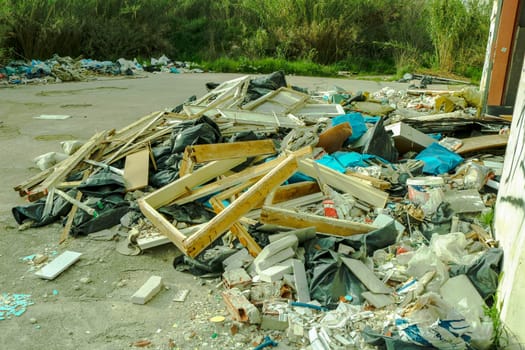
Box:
[12,71,509,349]
[0,54,200,85]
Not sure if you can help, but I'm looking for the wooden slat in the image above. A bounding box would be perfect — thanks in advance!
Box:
[298,158,388,208]
[345,171,391,190]
[187,140,276,163]
[260,206,376,236]
[143,157,247,209]
[138,199,188,253]
[184,154,299,258]
[456,134,509,154]
[173,156,282,206]
[271,181,321,205]
[28,130,108,202]
[209,198,261,257]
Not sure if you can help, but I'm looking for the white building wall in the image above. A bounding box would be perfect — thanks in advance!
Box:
[495,54,525,347]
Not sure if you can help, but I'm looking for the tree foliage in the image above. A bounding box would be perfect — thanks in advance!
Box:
[0,0,491,75]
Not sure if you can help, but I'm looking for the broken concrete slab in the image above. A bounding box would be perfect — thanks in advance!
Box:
[341,257,392,294]
[131,276,163,305]
[361,291,395,309]
[258,262,294,283]
[223,268,252,289]
[253,235,298,268]
[292,259,310,303]
[255,247,296,273]
[35,250,82,280]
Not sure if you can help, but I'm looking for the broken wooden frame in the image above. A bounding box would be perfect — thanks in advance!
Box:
[138,153,300,257]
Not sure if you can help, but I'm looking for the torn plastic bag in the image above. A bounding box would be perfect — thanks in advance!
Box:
[158,202,215,224]
[12,190,75,227]
[332,112,368,143]
[449,248,503,300]
[171,115,222,153]
[362,117,399,162]
[430,232,482,266]
[69,194,129,236]
[362,326,431,350]
[77,169,126,197]
[307,250,366,308]
[173,244,238,276]
[415,143,463,175]
[407,246,449,292]
[396,293,473,349]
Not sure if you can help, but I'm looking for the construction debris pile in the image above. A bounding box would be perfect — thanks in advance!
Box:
[0,54,198,85]
[12,71,509,349]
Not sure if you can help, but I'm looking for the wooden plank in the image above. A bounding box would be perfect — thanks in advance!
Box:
[144,158,246,208]
[456,134,509,154]
[174,157,282,206]
[184,155,299,258]
[345,172,391,190]
[124,149,150,191]
[260,206,376,236]
[188,140,276,163]
[298,158,388,208]
[104,111,164,164]
[210,198,262,257]
[271,181,321,204]
[178,148,194,177]
[28,130,107,202]
[138,198,188,253]
[14,167,53,195]
[59,170,90,244]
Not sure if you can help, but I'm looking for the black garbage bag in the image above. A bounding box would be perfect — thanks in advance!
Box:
[12,190,76,227]
[243,71,287,104]
[307,250,366,308]
[304,221,397,259]
[158,202,215,224]
[173,244,238,276]
[69,194,130,236]
[150,168,179,188]
[362,117,399,163]
[171,115,222,153]
[77,169,126,197]
[449,247,503,301]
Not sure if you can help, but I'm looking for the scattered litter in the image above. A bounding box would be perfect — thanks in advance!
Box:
[0,293,34,320]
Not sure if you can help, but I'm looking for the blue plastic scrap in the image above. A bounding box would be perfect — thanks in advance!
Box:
[332,113,368,143]
[0,293,34,320]
[415,143,463,175]
[316,151,389,173]
[253,336,278,350]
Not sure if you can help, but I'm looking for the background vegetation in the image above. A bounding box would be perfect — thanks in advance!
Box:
[0,0,491,79]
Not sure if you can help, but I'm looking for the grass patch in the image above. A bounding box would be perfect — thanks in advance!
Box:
[200,57,341,77]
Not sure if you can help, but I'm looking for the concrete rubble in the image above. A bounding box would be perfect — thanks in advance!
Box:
[9,71,509,349]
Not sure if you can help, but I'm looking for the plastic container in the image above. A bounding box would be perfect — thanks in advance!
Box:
[406,176,444,205]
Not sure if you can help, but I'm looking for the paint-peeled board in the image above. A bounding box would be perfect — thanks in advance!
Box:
[35,251,82,280]
[124,149,150,191]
